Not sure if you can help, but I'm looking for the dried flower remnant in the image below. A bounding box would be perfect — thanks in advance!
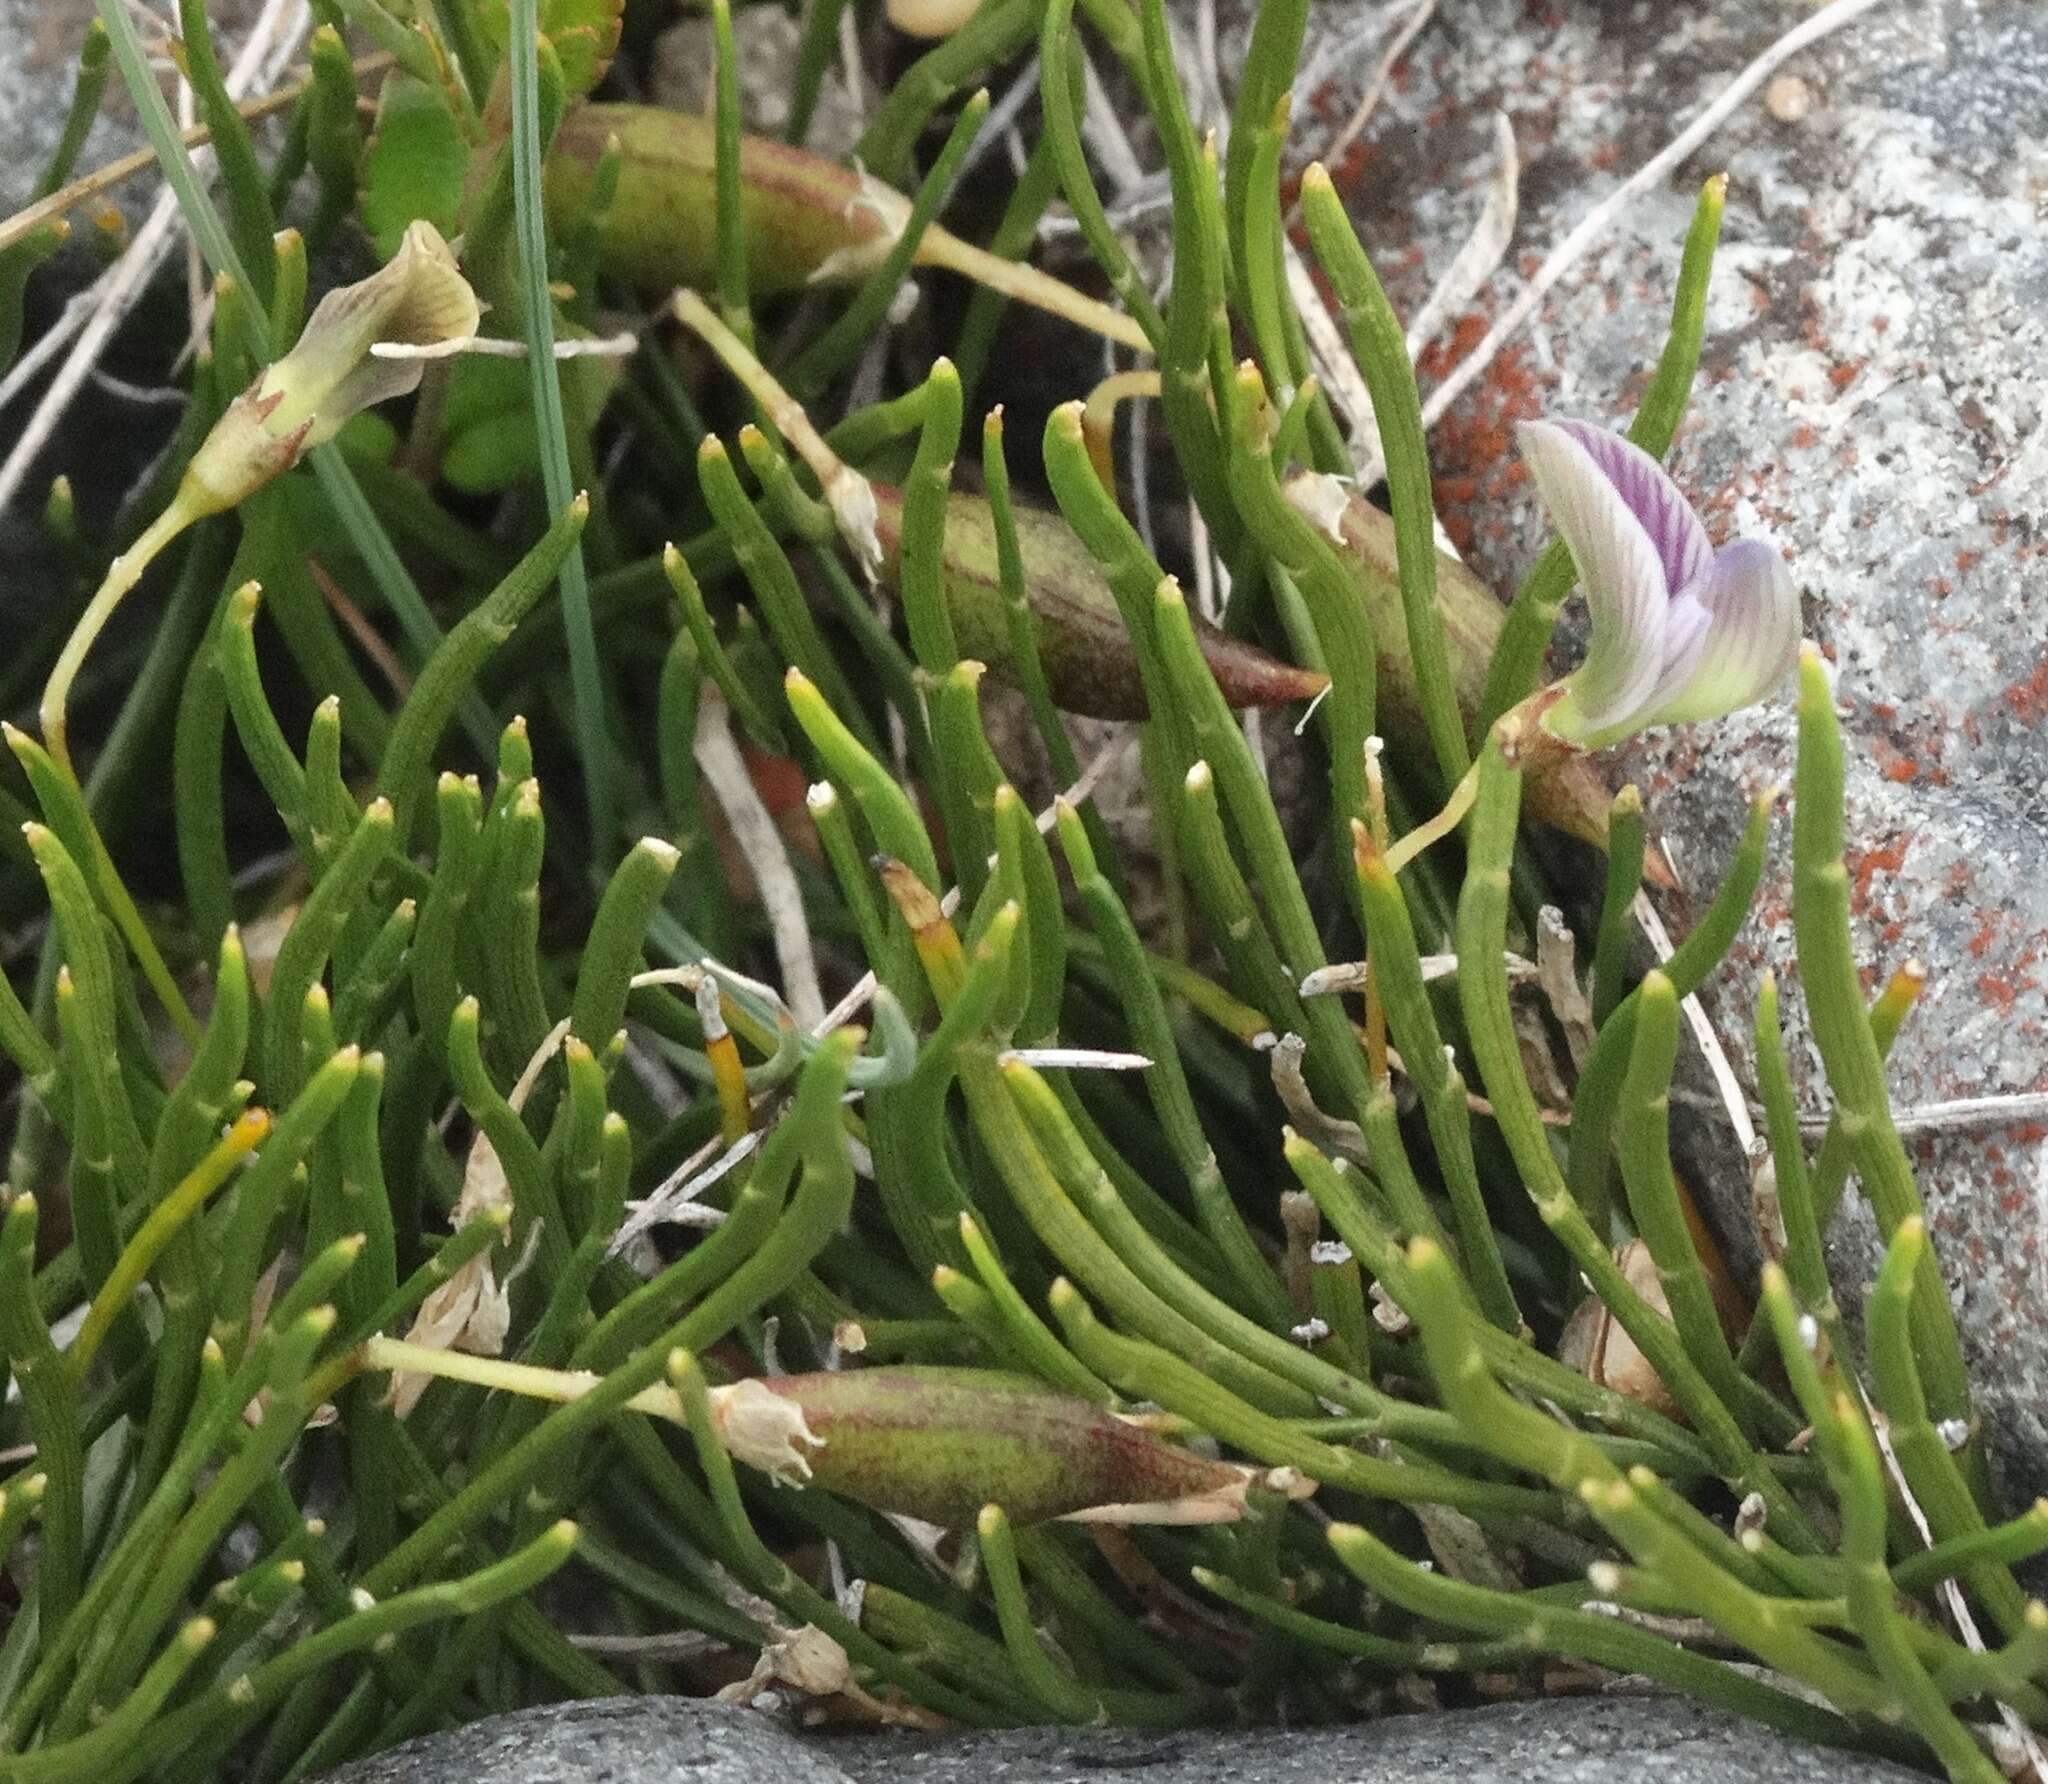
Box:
[186,222,481,509]
[1518,419,1802,750]
[39,222,480,772]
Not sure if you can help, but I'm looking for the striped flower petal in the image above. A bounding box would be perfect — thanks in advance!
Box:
[1517,420,1675,742]
[1640,538,1802,730]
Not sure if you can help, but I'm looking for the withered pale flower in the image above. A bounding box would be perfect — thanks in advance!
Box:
[40,223,479,773]
[1519,419,1801,750]
[183,220,481,514]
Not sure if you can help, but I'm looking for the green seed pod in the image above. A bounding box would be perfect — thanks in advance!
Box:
[547,103,1148,348]
[706,1365,1280,1528]
[1285,471,1622,854]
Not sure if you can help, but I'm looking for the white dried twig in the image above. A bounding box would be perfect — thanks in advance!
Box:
[1404,111,1519,360]
[1406,0,1885,464]
[694,688,826,1030]
[1798,1091,2048,1139]
[1633,888,1758,1157]
[1081,50,1148,197]
[368,332,640,362]
[999,1048,1153,1072]
[1296,0,1436,200]
[0,0,310,516]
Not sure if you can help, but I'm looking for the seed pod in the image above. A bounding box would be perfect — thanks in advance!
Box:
[1285,471,1623,853]
[547,104,1147,348]
[706,1366,1273,1527]
[669,290,1324,721]
[870,486,1328,720]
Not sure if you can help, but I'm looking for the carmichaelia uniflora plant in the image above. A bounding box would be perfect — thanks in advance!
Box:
[0,0,2038,1780]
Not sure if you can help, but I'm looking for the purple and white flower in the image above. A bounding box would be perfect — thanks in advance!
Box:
[1517,419,1802,749]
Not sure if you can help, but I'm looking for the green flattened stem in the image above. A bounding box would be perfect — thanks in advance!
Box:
[1810,962,1923,1230]
[1567,786,1773,1236]
[2,1197,84,1639]
[22,819,149,1179]
[263,799,393,1103]
[1591,785,1646,1025]
[1223,361,1376,831]
[900,357,966,671]
[1298,163,1467,783]
[1322,1519,1870,1748]
[1616,972,1753,1425]
[1055,799,1292,1323]
[207,1050,364,1363]
[1478,174,1725,732]
[359,1033,863,1608]
[12,722,200,1046]
[951,1025,1310,1413]
[662,543,784,753]
[1894,1500,2048,1596]
[109,1526,581,1784]
[954,1212,1113,1403]
[1048,1277,1560,1523]
[976,1503,1201,1726]
[73,1109,270,1379]
[1004,1058,1410,1422]
[1746,968,1847,1372]
[709,0,750,333]
[1402,1237,1886,1715]
[1174,760,1306,1042]
[982,408,1088,826]
[1352,826,1518,1330]
[571,836,682,1046]
[1867,1218,2030,1635]
[175,0,276,303]
[697,434,870,743]
[1757,1267,2005,1777]
[1037,0,1164,350]
[1134,0,1245,554]
[3,1618,220,1784]
[785,667,941,890]
[376,493,589,842]
[1791,646,1978,1464]
[1455,739,1815,1542]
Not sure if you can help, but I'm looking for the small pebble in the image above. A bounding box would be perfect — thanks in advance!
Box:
[1766,73,1814,123]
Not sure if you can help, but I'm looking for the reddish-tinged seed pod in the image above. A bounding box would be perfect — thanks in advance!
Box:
[707,1366,1294,1527]
[669,290,1324,722]
[1284,471,1623,854]
[869,486,1329,720]
[546,104,1149,349]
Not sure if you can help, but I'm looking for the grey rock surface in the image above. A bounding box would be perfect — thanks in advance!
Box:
[313,1697,857,1784]
[0,0,271,216]
[315,1695,1924,1784]
[0,0,132,217]
[833,1698,1920,1784]
[1240,0,2048,1507]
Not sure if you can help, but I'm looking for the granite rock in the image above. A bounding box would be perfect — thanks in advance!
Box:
[0,0,274,217]
[1238,0,2048,1508]
[313,1695,1924,1784]
[834,1698,1922,1784]
[313,1697,857,1784]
